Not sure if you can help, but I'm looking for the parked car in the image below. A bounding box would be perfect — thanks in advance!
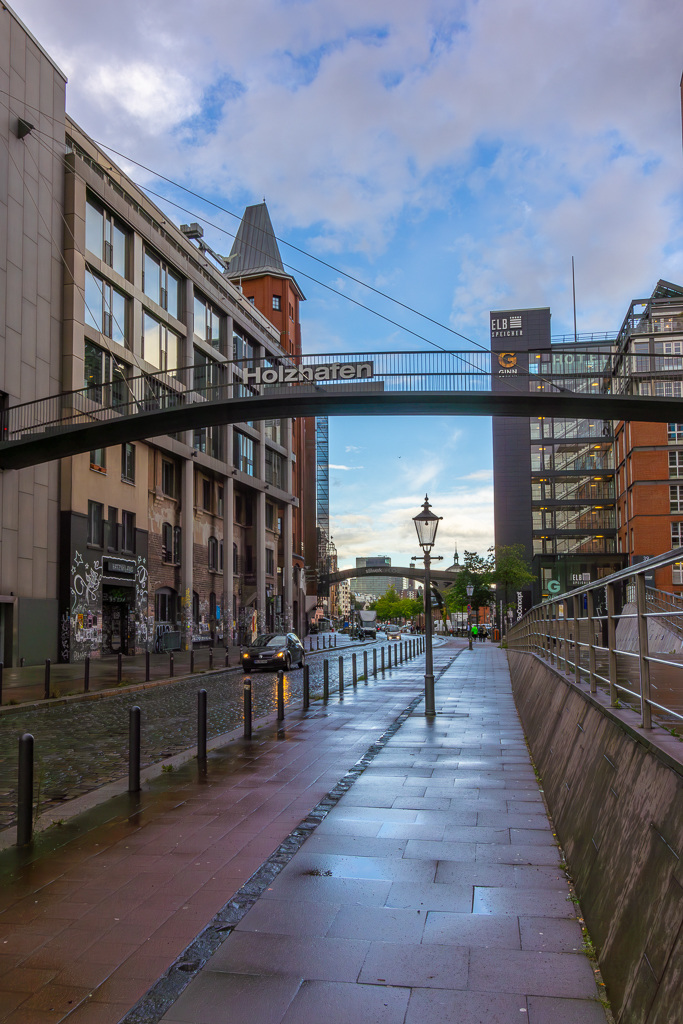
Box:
[241,633,306,672]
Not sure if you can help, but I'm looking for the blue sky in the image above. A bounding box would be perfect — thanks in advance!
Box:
[14,0,683,569]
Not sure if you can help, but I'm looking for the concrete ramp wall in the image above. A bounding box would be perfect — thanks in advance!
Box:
[508,651,683,1024]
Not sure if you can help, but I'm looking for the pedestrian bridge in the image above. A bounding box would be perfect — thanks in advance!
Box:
[328,564,459,588]
[2,348,682,469]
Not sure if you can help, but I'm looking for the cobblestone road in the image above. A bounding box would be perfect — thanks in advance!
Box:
[0,639,418,831]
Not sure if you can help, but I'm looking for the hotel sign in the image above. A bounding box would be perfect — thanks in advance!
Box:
[243,361,374,386]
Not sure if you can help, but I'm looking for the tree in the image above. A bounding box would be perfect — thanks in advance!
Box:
[492,544,535,604]
[374,585,401,622]
[444,550,494,614]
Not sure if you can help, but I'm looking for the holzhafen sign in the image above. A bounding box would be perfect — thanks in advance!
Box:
[243,361,374,385]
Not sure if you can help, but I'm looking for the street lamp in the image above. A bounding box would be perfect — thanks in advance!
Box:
[466,583,474,649]
[413,494,442,716]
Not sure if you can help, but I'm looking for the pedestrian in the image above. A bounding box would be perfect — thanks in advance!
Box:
[471,623,478,642]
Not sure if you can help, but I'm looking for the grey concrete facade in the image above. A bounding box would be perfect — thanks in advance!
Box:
[0,5,66,664]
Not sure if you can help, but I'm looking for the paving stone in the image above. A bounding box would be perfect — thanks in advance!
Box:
[358,940,468,988]
[405,987,530,1024]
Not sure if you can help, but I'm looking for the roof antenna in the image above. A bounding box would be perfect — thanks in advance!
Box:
[572,256,578,344]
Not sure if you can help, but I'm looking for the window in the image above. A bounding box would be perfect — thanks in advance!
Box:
[142,311,179,373]
[162,522,173,563]
[87,500,104,546]
[193,294,223,351]
[202,479,212,511]
[670,486,683,513]
[219,540,223,571]
[264,420,282,445]
[162,459,176,497]
[121,443,135,483]
[217,486,224,517]
[107,506,117,551]
[90,448,106,472]
[84,342,128,405]
[122,511,135,553]
[143,247,181,318]
[233,330,255,363]
[194,350,225,395]
[670,452,683,478]
[247,296,255,305]
[208,536,218,571]
[85,269,127,344]
[673,562,683,585]
[85,195,127,277]
[668,423,683,443]
[265,503,274,531]
[655,381,683,398]
[272,295,281,311]
[233,542,238,573]
[233,431,255,475]
[672,523,683,548]
[193,424,224,460]
[173,526,181,564]
[155,588,177,623]
[265,448,286,489]
[266,548,275,575]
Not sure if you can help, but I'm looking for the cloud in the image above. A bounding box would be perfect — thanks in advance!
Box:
[345,445,364,453]
[329,464,365,471]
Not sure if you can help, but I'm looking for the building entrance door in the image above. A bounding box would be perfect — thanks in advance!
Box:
[102,586,135,655]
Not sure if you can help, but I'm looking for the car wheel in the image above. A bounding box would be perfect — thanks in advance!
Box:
[299,652,305,668]
[242,662,251,673]
[285,654,291,670]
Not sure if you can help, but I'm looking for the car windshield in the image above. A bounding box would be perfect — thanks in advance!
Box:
[251,634,288,648]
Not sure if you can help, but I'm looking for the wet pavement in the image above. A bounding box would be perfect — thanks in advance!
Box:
[0,640,608,1023]
[0,637,395,832]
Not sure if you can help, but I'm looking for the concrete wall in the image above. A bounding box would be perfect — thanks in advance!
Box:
[0,6,66,663]
[508,651,683,1024]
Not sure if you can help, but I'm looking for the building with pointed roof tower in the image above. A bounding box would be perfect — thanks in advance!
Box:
[227,203,319,634]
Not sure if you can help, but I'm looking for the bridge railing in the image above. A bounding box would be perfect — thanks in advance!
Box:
[2,349,683,444]
[506,548,683,730]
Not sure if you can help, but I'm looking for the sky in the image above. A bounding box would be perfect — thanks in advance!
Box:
[12,0,683,569]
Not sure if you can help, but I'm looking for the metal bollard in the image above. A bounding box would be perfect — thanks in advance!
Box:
[400,642,403,664]
[17,733,34,846]
[145,649,150,682]
[44,659,51,699]
[303,663,310,710]
[334,634,337,648]
[363,650,368,683]
[338,655,344,695]
[381,647,385,672]
[277,669,285,721]
[352,652,357,687]
[323,659,329,700]
[128,706,141,793]
[191,648,195,674]
[388,645,392,669]
[117,651,123,684]
[317,636,320,651]
[225,648,230,668]
[197,688,207,760]
[243,678,252,738]
[373,648,377,678]
[84,655,90,693]
[170,652,174,677]
[209,648,213,670]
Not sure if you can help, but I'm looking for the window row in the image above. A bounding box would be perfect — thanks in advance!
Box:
[89,442,135,482]
[87,501,135,552]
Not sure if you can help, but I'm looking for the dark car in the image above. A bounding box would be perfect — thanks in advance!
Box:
[241,633,306,672]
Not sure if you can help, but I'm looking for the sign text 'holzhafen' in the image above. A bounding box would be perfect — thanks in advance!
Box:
[242,361,374,385]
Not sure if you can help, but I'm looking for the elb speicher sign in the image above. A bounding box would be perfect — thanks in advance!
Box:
[243,361,374,385]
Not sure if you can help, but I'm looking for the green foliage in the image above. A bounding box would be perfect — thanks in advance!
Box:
[492,543,535,597]
[373,587,423,624]
[444,549,494,611]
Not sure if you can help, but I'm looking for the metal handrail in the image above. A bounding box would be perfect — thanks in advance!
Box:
[507,553,683,728]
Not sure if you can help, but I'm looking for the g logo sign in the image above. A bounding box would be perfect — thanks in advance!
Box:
[547,580,561,594]
[498,352,517,368]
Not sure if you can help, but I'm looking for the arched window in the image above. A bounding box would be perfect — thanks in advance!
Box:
[192,591,200,625]
[155,587,177,623]
[173,526,181,564]
[233,542,238,573]
[208,536,218,571]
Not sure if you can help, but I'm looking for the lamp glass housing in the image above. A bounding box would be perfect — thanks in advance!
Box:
[413,495,442,552]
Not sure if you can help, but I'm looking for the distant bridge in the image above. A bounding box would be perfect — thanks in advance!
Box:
[328,565,460,588]
[1,350,681,470]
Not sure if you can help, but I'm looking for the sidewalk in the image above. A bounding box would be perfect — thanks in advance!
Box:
[0,641,445,1023]
[145,644,607,1024]
[0,643,608,1023]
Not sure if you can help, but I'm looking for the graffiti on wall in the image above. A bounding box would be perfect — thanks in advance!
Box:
[69,551,103,661]
[135,556,150,649]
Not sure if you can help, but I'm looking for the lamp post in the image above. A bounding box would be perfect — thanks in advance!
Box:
[466,583,474,649]
[413,494,442,716]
